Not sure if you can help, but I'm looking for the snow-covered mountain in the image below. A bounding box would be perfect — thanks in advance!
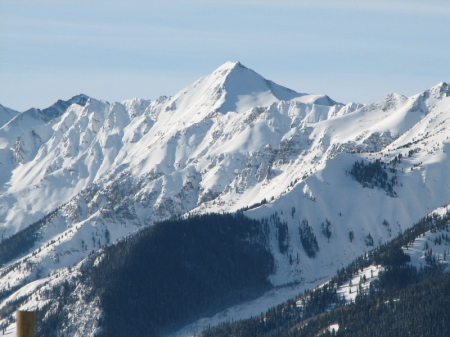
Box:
[0,105,20,129]
[0,62,449,336]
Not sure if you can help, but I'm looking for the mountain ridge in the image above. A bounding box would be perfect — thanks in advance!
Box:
[0,62,449,336]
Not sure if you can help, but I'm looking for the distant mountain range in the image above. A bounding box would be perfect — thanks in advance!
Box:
[0,62,449,336]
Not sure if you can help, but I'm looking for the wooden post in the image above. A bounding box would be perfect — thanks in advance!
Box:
[16,311,35,337]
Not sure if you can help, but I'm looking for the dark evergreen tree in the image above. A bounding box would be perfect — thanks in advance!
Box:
[349,159,398,197]
[277,220,289,254]
[299,220,319,258]
[322,219,332,242]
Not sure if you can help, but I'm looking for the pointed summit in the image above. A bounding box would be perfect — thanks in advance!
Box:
[165,62,337,122]
[0,104,20,128]
[213,61,244,72]
[40,94,90,122]
[428,82,450,99]
[212,61,307,113]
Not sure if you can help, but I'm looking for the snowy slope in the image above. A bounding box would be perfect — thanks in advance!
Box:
[0,62,449,336]
[0,105,19,130]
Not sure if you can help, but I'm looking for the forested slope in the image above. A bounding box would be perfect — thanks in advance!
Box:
[201,210,450,337]
[36,213,274,337]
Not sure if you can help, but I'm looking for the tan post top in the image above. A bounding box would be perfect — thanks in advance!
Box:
[16,311,35,337]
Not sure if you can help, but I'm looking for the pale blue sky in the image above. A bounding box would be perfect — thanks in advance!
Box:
[1,0,450,111]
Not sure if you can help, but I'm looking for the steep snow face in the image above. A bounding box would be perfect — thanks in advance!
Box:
[0,63,450,337]
[0,62,346,241]
[155,61,337,125]
[210,61,304,113]
[40,94,89,122]
[0,95,89,150]
[0,105,19,130]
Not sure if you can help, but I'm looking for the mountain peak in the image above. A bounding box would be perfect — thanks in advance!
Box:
[218,62,304,113]
[214,61,244,72]
[164,62,339,121]
[40,94,90,122]
[210,61,255,85]
[429,81,450,98]
[0,104,20,128]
